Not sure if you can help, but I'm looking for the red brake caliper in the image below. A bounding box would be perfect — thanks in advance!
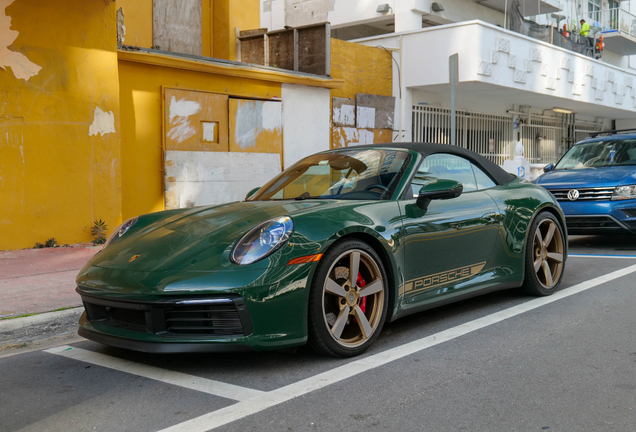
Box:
[357,273,367,313]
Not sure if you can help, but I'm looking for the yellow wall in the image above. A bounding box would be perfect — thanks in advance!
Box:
[118,57,281,220]
[330,39,394,148]
[0,0,121,251]
[116,0,153,48]
[115,0,259,60]
[214,0,260,60]
[330,39,393,100]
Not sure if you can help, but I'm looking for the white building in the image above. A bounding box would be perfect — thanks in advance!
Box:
[261,0,636,165]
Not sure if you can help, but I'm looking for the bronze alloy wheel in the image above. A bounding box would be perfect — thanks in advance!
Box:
[321,249,385,348]
[308,238,389,357]
[522,212,566,296]
[532,218,565,289]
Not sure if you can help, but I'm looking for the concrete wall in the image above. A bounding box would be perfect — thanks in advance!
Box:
[0,0,121,251]
[260,0,504,32]
[281,84,331,167]
[359,22,636,118]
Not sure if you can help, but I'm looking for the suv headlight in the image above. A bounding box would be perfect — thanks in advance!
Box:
[231,216,294,265]
[612,185,636,201]
[103,217,139,248]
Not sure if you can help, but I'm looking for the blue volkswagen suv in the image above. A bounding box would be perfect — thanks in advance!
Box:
[535,129,636,235]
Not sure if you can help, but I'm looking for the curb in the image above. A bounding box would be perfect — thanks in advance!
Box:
[0,307,84,347]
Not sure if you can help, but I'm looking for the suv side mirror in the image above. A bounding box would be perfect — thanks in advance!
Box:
[245,187,261,200]
[543,164,554,173]
[416,179,463,210]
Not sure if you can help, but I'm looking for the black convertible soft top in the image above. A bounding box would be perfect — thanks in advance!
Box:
[346,142,516,186]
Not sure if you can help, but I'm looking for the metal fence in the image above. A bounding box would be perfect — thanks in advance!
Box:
[519,117,562,164]
[412,106,514,165]
[575,124,604,143]
[413,105,603,166]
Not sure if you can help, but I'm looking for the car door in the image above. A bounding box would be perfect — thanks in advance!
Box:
[397,153,502,311]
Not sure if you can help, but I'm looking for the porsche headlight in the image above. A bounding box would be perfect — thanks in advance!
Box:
[612,185,636,201]
[231,216,294,265]
[103,216,139,248]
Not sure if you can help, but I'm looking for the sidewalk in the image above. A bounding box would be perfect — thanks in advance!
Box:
[0,245,101,350]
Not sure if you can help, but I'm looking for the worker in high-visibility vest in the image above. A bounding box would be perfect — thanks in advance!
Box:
[580,19,590,36]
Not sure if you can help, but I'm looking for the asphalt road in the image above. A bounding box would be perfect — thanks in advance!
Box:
[2,235,636,432]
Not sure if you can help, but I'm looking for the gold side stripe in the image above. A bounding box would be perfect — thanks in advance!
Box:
[402,262,487,296]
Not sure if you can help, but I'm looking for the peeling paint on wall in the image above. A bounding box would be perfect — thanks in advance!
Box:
[167,96,201,143]
[332,97,355,127]
[88,106,116,136]
[358,129,374,145]
[338,127,358,147]
[233,99,281,149]
[332,126,392,148]
[262,101,282,130]
[332,105,354,125]
[234,100,260,149]
[117,7,126,46]
[0,0,42,81]
[356,106,375,128]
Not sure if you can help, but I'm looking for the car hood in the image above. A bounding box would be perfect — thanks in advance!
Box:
[536,165,636,188]
[90,200,338,273]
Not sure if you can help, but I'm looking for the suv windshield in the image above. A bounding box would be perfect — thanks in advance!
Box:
[251,149,410,201]
[556,139,636,169]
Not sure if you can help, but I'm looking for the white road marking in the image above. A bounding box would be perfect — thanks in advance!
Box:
[569,254,636,259]
[158,263,636,432]
[44,345,264,402]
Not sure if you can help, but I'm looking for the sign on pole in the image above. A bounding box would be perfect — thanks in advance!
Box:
[449,54,458,146]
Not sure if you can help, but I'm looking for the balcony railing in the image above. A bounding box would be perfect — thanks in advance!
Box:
[582,8,636,37]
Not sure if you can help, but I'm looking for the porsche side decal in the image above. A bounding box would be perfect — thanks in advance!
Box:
[402,262,486,296]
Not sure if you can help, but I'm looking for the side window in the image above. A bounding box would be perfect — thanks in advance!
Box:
[471,163,497,190]
[408,153,477,198]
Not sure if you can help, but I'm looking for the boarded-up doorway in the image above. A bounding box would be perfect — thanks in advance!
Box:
[163,88,283,209]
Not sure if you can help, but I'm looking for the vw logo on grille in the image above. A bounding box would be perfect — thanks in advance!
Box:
[567,189,580,201]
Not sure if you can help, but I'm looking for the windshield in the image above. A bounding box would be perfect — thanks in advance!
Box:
[556,139,636,169]
[251,149,411,201]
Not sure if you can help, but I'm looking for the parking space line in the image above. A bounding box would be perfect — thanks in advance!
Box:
[44,345,264,402]
[569,254,636,259]
[158,263,636,432]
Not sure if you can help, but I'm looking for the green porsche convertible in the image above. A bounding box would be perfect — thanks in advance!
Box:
[76,143,567,357]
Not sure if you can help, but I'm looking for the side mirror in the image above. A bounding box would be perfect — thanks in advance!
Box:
[416,179,463,210]
[543,164,554,173]
[245,187,261,200]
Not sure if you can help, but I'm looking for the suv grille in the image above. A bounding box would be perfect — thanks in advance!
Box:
[548,187,615,201]
[566,216,621,229]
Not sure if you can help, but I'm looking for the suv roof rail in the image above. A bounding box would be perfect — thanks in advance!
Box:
[589,128,636,138]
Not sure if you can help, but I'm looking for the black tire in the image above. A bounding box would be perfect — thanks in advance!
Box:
[522,211,566,296]
[307,239,389,358]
